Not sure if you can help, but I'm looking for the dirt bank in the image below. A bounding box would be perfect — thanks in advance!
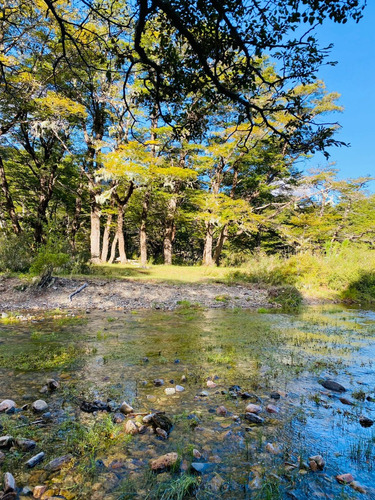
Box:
[0,276,273,312]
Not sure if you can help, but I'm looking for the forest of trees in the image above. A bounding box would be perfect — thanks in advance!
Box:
[0,0,373,273]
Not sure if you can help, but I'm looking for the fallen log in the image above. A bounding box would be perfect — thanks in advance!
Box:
[69,283,88,302]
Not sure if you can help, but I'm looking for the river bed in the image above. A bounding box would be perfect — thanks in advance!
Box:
[0,305,375,499]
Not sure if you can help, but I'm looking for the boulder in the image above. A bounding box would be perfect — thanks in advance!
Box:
[4,472,16,493]
[0,400,16,413]
[191,462,214,474]
[32,400,48,413]
[319,379,346,393]
[359,416,374,428]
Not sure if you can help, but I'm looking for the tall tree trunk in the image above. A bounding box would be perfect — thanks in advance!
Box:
[140,190,150,267]
[90,199,101,263]
[202,222,214,266]
[101,213,112,262]
[0,155,21,234]
[163,196,177,265]
[70,177,83,252]
[213,225,228,265]
[117,206,127,264]
[108,233,118,264]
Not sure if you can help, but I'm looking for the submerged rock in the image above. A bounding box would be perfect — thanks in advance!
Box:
[112,412,125,424]
[198,390,209,397]
[164,387,176,396]
[209,473,224,492]
[0,400,16,413]
[153,379,164,387]
[80,400,110,413]
[155,428,168,439]
[151,414,173,434]
[46,379,59,391]
[45,454,73,471]
[266,404,279,414]
[319,379,346,393]
[350,481,367,494]
[15,438,36,452]
[266,443,281,455]
[309,455,325,471]
[336,473,354,484]
[191,462,213,474]
[216,406,228,416]
[339,397,353,406]
[32,400,48,413]
[270,391,281,400]
[193,449,201,459]
[175,385,185,392]
[124,420,138,435]
[359,416,374,428]
[150,452,178,472]
[245,413,264,424]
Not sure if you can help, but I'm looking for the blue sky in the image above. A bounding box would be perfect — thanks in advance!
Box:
[303,2,375,188]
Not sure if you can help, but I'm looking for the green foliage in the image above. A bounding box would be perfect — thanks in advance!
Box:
[0,233,33,272]
[343,272,375,304]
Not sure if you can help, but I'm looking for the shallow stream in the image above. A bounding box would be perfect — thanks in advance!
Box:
[1,305,375,499]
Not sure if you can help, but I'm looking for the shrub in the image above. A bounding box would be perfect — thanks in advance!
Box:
[0,233,34,272]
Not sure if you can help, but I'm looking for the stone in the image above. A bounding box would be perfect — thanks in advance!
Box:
[245,404,262,414]
[164,388,176,396]
[42,412,52,421]
[319,379,346,393]
[309,455,325,471]
[46,379,59,391]
[270,391,281,399]
[146,395,157,402]
[181,375,187,382]
[143,413,155,424]
[359,416,374,428]
[245,413,264,424]
[155,428,168,439]
[266,404,279,414]
[151,414,173,434]
[175,385,185,392]
[153,379,164,387]
[112,412,125,424]
[45,454,73,471]
[32,400,48,413]
[33,486,48,499]
[4,472,16,493]
[198,390,209,397]
[150,452,178,472]
[209,473,224,492]
[120,402,134,414]
[339,397,353,405]
[207,380,217,388]
[0,400,16,412]
[191,462,214,474]
[266,443,281,455]
[0,436,14,449]
[336,473,354,484]
[15,438,36,452]
[21,486,33,496]
[216,406,228,416]
[125,420,138,435]
[25,452,45,468]
[350,481,367,494]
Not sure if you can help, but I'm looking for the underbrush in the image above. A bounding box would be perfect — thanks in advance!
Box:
[228,245,375,304]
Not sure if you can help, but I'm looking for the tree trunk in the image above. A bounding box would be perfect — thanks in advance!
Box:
[0,155,21,234]
[101,213,112,262]
[163,196,177,265]
[140,190,150,267]
[108,233,118,264]
[117,206,127,264]
[202,222,214,266]
[70,178,83,252]
[90,201,101,263]
[213,224,228,265]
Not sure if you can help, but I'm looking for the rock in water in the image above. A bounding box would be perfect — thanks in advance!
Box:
[175,385,185,392]
[193,449,201,459]
[266,404,279,414]
[336,473,354,484]
[350,481,367,494]
[4,472,16,493]
[216,406,228,416]
[191,462,214,474]
[124,420,138,435]
[359,416,374,428]
[319,379,346,392]
[46,379,59,391]
[164,387,176,395]
[245,413,264,424]
[270,392,281,400]
[0,400,16,413]
[25,452,45,468]
[309,455,325,471]
[112,412,125,424]
[153,379,164,387]
[150,452,178,472]
[80,400,110,413]
[339,397,353,405]
[155,428,168,439]
[245,404,262,414]
[120,401,134,414]
[45,454,73,471]
[151,414,173,434]
[32,400,48,412]
[15,438,36,452]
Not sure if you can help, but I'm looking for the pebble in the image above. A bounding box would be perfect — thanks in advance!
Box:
[181,375,187,382]
[359,416,374,428]
[33,485,48,499]
[193,449,201,459]
[207,380,217,388]
[0,400,16,412]
[336,473,354,484]
[164,388,176,396]
[120,401,134,414]
[15,438,36,452]
[266,443,281,455]
[245,404,262,414]
[319,379,346,392]
[216,406,228,416]
[112,412,126,424]
[270,391,281,399]
[155,428,168,439]
[46,379,59,391]
[25,452,45,468]
[150,452,178,472]
[153,379,164,387]
[143,413,155,424]
[175,385,185,392]
[4,472,16,493]
[191,462,213,474]
[198,390,209,397]
[32,400,48,413]
[309,455,325,471]
[125,420,138,435]
[266,404,279,414]
[245,413,264,424]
